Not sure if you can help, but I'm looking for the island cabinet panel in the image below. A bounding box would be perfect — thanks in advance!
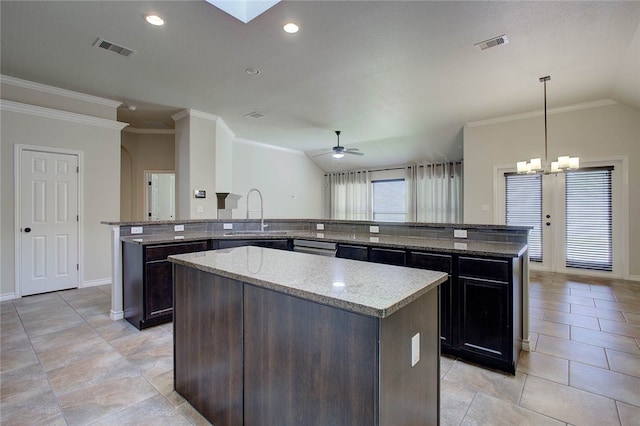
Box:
[243,284,379,426]
[173,265,243,426]
[408,252,454,351]
[215,239,291,250]
[123,240,209,329]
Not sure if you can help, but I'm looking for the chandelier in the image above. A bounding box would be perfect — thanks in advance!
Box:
[516,76,579,174]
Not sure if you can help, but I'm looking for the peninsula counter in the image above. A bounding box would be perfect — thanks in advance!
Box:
[169,246,447,426]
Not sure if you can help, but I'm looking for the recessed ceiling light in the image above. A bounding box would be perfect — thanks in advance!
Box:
[145,14,165,26]
[245,68,260,75]
[283,22,299,34]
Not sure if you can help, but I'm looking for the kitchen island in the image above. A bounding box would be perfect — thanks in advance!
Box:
[169,246,447,426]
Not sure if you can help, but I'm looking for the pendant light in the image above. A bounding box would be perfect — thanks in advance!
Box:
[516,76,579,174]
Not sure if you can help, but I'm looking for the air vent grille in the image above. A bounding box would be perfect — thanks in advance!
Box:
[243,111,265,119]
[93,38,136,57]
[475,35,508,51]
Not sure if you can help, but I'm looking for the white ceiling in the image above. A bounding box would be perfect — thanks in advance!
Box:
[2,1,639,172]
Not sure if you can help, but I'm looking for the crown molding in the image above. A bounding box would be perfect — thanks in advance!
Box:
[123,127,175,135]
[171,108,221,123]
[1,100,129,130]
[234,137,305,156]
[465,99,617,128]
[0,75,122,108]
[217,117,235,138]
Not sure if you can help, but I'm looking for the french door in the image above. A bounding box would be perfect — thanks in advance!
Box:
[502,161,623,277]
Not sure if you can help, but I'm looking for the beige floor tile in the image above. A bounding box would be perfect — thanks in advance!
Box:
[543,310,601,330]
[570,361,640,407]
[521,375,620,426]
[440,379,475,426]
[22,312,86,338]
[570,288,616,301]
[595,299,640,314]
[89,394,194,426]
[614,292,640,305]
[95,318,141,341]
[529,297,570,313]
[606,349,640,378]
[624,311,640,325]
[517,351,568,385]
[0,363,48,401]
[462,392,564,426]
[147,369,187,407]
[571,304,626,322]
[29,323,98,354]
[529,306,545,319]
[36,335,115,372]
[529,317,570,339]
[0,383,62,425]
[530,286,570,296]
[0,345,40,373]
[58,375,158,426]
[532,291,596,307]
[571,326,640,355]
[617,401,640,426]
[600,319,640,339]
[47,350,141,396]
[536,334,608,368]
[443,360,526,405]
[176,399,214,426]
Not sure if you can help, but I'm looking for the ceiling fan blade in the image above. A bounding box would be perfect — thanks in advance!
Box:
[311,151,332,158]
[345,150,364,156]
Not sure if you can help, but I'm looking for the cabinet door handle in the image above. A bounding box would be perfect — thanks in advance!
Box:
[546,222,551,226]
[24,227,31,233]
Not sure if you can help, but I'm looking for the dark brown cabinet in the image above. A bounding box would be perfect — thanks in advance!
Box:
[408,251,454,350]
[336,244,368,261]
[369,247,406,266]
[123,240,210,329]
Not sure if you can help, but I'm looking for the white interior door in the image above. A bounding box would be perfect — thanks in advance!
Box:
[20,149,79,296]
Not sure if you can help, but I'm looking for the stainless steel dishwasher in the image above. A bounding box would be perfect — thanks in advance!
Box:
[292,240,337,257]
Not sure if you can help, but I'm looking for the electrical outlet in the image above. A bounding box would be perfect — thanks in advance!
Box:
[369,236,379,243]
[411,333,420,367]
[174,224,184,232]
[454,242,468,250]
[131,226,143,234]
[454,229,467,238]
[174,235,185,240]
[196,206,204,213]
[369,225,379,233]
[316,232,325,238]
[316,223,325,230]
[223,223,233,230]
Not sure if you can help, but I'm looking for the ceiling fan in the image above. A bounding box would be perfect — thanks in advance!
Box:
[313,130,364,159]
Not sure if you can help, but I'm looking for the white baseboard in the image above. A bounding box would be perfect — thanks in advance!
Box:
[82,278,111,288]
[0,292,16,302]
[629,275,640,282]
[522,338,531,352]
[110,310,124,321]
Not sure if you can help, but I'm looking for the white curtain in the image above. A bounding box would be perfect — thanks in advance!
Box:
[328,171,371,220]
[414,162,463,223]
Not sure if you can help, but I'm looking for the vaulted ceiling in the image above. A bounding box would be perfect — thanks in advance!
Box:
[2,1,639,172]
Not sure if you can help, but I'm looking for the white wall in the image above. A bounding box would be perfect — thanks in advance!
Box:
[463,101,640,277]
[1,99,123,298]
[232,139,326,219]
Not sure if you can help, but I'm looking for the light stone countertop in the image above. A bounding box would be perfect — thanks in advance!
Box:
[124,230,526,258]
[169,246,448,318]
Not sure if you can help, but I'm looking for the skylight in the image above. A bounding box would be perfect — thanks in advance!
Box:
[205,0,281,24]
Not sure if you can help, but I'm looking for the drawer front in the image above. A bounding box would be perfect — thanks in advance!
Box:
[458,256,509,282]
[145,241,209,262]
[336,244,368,261]
[408,251,452,274]
[369,248,406,266]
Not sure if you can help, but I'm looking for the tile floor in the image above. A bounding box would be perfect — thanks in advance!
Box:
[1,271,639,425]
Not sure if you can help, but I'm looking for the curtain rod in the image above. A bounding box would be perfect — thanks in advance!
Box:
[324,161,463,176]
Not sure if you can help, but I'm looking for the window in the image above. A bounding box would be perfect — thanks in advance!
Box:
[505,173,542,262]
[372,179,406,221]
[565,168,613,271]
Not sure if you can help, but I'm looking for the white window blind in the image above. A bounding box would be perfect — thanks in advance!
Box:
[505,174,542,262]
[565,167,613,271]
[372,179,406,222]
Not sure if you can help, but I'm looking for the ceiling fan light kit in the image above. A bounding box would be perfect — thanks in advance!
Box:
[516,76,579,175]
[313,130,364,159]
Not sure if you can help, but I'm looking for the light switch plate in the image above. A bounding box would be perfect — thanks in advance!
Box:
[411,333,420,367]
[370,225,379,233]
[223,223,233,230]
[174,224,184,232]
[131,226,143,234]
[316,223,325,230]
[454,229,467,238]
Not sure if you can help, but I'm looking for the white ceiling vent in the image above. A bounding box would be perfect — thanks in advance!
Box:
[475,35,508,51]
[93,38,136,57]
[243,111,265,119]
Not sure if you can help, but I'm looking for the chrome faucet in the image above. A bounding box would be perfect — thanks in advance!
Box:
[246,188,267,231]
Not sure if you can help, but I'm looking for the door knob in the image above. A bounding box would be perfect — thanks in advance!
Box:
[24,227,31,233]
